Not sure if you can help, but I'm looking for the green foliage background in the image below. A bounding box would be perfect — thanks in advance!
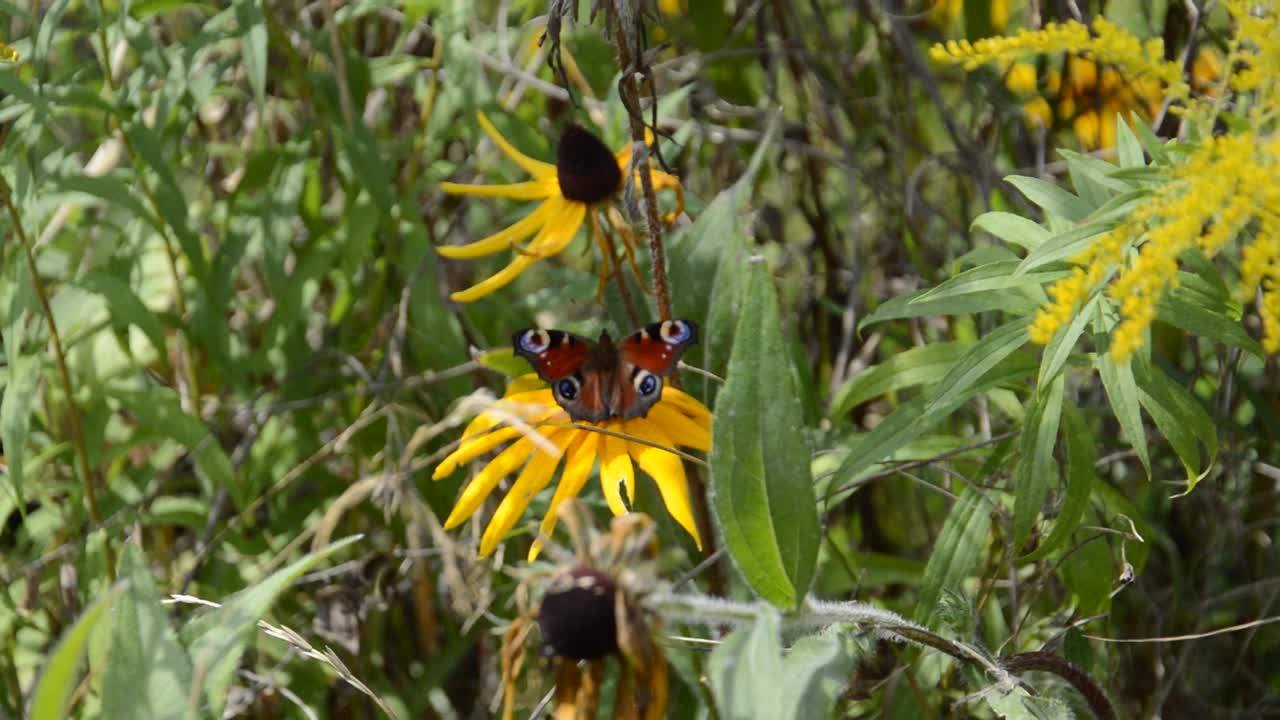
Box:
[1,0,1277,718]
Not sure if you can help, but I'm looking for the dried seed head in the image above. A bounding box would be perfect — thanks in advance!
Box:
[556,124,622,204]
[538,565,619,660]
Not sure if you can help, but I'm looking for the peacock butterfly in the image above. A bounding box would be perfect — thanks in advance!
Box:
[513,320,698,422]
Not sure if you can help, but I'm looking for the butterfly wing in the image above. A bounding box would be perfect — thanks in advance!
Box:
[616,320,699,419]
[513,328,610,422]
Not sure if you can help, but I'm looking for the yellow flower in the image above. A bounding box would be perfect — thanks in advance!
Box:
[432,374,709,560]
[0,40,18,62]
[438,114,683,303]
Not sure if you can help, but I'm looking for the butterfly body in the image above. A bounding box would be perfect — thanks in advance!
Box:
[513,320,698,422]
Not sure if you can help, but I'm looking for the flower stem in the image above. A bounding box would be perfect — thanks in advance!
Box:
[0,174,116,582]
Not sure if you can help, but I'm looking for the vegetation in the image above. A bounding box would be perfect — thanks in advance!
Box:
[2,1,1278,718]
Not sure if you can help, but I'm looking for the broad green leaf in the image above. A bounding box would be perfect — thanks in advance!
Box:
[670,115,775,405]
[829,341,972,420]
[186,536,361,717]
[1095,349,1151,479]
[925,318,1030,414]
[1129,112,1169,164]
[1134,361,1216,493]
[1060,149,1130,203]
[914,487,992,624]
[911,261,1065,305]
[109,387,236,503]
[101,545,195,720]
[1013,372,1064,550]
[971,211,1051,251]
[124,123,208,282]
[1004,175,1092,223]
[986,688,1074,720]
[777,631,860,719]
[28,584,126,720]
[711,262,820,610]
[1022,405,1096,562]
[708,610,783,719]
[0,353,39,502]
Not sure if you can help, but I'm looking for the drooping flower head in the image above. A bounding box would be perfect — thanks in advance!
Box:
[438,114,683,302]
[432,372,709,560]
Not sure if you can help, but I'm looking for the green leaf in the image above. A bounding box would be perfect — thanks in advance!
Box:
[1015,222,1113,275]
[124,123,208,282]
[1134,361,1216,493]
[78,272,170,368]
[914,487,992,624]
[708,610,784,719]
[186,536,361,717]
[1004,175,1092,223]
[1129,112,1169,164]
[1059,511,1112,617]
[971,211,1051,251]
[0,353,39,503]
[234,0,267,113]
[1157,284,1265,357]
[28,583,126,720]
[101,544,195,720]
[777,630,860,719]
[1095,349,1151,479]
[1022,405,1096,562]
[109,387,236,504]
[911,261,1065,305]
[1114,114,1145,168]
[829,341,972,420]
[50,174,157,230]
[830,352,1038,487]
[860,285,1041,328]
[1059,149,1131,202]
[1013,372,1065,550]
[925,318,1030,414]
[711,261,820,610]
[1038,293,1099,388]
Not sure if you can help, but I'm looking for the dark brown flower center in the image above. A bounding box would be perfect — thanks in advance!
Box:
[557,124,623,204]
[538,566,619,659]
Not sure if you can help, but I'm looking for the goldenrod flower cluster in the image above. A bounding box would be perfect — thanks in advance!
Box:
[943,4,1280,359]
[930,16,1186,100]
[1029,132,1280,358]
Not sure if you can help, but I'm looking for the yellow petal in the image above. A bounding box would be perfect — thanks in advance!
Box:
[625,417,702,549]
[529,199,588,257]
[529,432,599,561]
[439,177,558,200]
[436,198,559,259]
[600,424,635,515]
[658,387,713,429]
[443,436,537,529]
[433,425,523,479]
[479,428,571,556]
[448,254,537,303]
[504,375,549,397]
[477,112,557,179]
[646,402,711,452]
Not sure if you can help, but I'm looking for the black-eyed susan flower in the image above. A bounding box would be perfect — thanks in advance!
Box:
[432,373,709,560]
[500,508,669,720]
[438,114,683,302]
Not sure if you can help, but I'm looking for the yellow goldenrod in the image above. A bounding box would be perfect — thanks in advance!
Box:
[942,5,1280,359]
[930,0,1011,33]
[439,114,683,302]
[432,373,709,560]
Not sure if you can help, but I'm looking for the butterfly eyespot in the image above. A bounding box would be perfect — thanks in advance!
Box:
[556,377,580,401]
[660,320,692,343]
[634,371,660,397]
[520,329,552,354]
